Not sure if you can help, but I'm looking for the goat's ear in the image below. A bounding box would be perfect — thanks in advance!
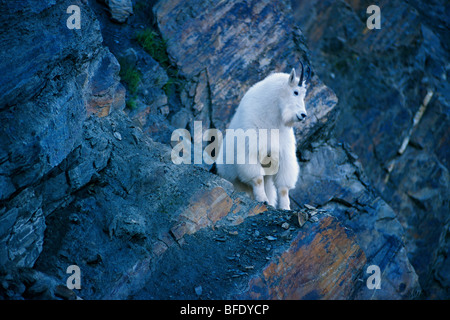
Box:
[288,68,296,87]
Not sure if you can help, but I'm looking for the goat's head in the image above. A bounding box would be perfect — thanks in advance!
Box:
[279,61,310,127]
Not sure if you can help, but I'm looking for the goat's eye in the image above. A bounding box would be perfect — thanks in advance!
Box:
[294,91,299,96]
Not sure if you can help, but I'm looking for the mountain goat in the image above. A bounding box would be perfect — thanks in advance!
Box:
[216,63,310,210]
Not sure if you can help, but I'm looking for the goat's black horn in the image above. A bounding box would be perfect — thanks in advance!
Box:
[299,61,304,85]
[306,65,311,81]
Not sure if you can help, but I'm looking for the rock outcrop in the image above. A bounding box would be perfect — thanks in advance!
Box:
[99,0,133,23]
[292,0,449,299]
[0,0,125,268]
[2,0,445,300]
[154,0,314,133]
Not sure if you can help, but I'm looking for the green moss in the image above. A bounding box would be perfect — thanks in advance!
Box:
[126,98,138,111]
[163,77,181,98]
[136,29,170,68]
[123,68,141,95]
[135,28,186,99]
[118,58,142,96]
[117,58,141,111]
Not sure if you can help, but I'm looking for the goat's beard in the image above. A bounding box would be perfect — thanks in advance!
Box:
[284,119,295,127]
[281,110,297,127]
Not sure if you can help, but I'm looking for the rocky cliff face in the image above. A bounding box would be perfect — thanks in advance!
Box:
[0,0,124,268]
[0,0,446,300]
[291,0,449,299]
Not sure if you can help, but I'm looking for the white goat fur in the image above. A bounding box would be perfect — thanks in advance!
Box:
[216,69,308,210]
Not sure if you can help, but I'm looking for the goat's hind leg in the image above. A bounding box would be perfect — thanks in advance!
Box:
[237,164,269,205]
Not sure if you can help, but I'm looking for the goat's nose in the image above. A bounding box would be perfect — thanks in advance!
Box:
[301,113,307,119]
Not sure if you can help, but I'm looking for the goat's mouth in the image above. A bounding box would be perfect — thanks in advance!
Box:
[296,112,307,122]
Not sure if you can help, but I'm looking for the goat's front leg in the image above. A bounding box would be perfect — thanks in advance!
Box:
[264,175,277,207]
[251,176,269,204]
[277,187,291,210]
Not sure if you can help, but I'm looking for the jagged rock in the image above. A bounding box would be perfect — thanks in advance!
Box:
[154,0,314,131]
[0,0,428,301]
[0,0,123,268]
[86,48,126,117]
[291,141,421,299]
[1,189,45,268]
[0,267,75,300]
[123,50,171,141]
[0,0,102,109]
[28,49,418,303]
[294,77,338,148]
[154,0,340,166]
[239,216,366,299]
[292,0,450,298]
[100,0,133,23]
[88,0,172,144]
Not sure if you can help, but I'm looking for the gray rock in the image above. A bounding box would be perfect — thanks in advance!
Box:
[102,0,133,23]
[290,141,421,299]
[2,189,44,268]
[0,0,432,301]
[0,0,102,109]
[0,0,122,269]
[154,0,315,131]
[194,285,202,296]
[86,48,126,117]
[292,0,450,299]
